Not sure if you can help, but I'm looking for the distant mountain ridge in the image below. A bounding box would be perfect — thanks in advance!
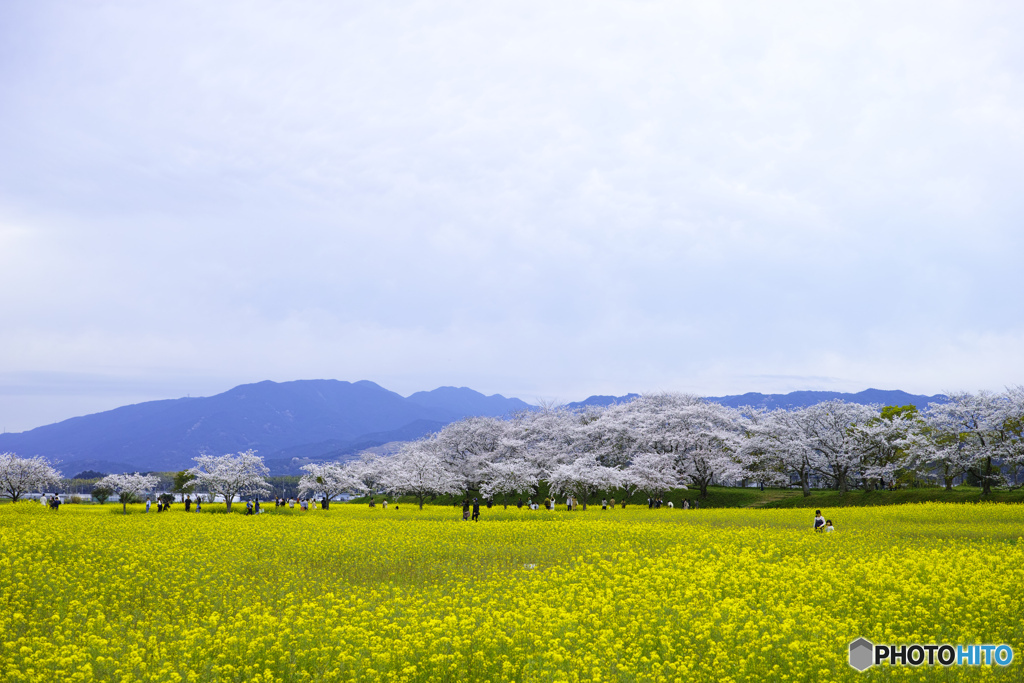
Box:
[0,380,531,475]
[567,388,945,411]
[706,388,946,411]
[0,382,944,476]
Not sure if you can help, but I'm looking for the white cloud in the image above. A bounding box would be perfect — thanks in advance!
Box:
[1,0,1023,430]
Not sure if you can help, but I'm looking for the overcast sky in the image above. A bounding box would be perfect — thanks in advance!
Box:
[2,0,1023,432]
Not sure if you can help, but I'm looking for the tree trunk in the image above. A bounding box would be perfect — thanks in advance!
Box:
[700,481,709,499]
[225,498,233,513]
[982,457,993,496]
[801,471,811,497]
[419,493,425,510]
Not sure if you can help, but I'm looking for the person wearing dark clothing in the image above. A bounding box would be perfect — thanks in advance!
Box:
[322,496,329,510]
[471,498,480,522]
[462,499,471,521]
[246,499,253,516]
[517,499,523,509]
[486,499,492,509]
[647,497,653,509]
[185,497,192,512]
[254,499,261,514]
[814,510,826,532]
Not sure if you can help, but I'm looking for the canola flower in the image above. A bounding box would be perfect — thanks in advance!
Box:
[1,502,1022,682]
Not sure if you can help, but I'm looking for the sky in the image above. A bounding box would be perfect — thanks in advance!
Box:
[2,0,1023,432]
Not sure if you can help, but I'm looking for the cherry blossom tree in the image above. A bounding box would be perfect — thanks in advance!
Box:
[299,461,368,500]
[802,400,879,493]
[479,459,539,507]
[0,453,62,502]
[852,406,921,488]
[547,455,623,510]
[349,452,390,495]
[743,408,817,495]
[623,452,685,498]
[95,473,159,513]
[436,417,508,493]
[189,450,270,512]
[380,438,463,510]
[922,390,1022,495]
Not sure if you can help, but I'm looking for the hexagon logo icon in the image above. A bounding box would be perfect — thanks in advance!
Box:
[849,638,874,671]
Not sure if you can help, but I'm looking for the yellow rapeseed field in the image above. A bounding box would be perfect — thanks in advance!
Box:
[1,502,1022,682]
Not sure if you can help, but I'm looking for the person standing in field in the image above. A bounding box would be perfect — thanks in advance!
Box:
[683,499,690,510]
[825,520,835,532]
[610,498,615,508]
[814,510,825,532]
[692,499,699,509]
[195,497,202,513]
[462,498,470,521]
[146,499,151,513]
[185,496,192,512]
[472,498,480,522]
[601,498,607,511]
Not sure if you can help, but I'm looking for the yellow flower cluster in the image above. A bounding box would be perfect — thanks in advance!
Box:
[1,502,1022,682]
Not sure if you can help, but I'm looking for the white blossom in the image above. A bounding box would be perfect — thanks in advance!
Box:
[299,461,367,500]
[379,437,463,509]
[189,450,270,512]
[0,453,62,502]
[95,472,159,513]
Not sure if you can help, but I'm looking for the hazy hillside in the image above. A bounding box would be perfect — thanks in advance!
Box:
[567,389,943,411]
[706,388,946,411]
[0,380,532,475]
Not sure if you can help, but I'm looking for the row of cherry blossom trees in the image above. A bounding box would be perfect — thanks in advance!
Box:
[333,389,1024,505]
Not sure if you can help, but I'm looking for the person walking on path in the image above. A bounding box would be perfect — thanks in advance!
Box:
[472,498,480,522]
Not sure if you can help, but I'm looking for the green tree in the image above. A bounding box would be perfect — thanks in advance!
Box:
[91,485,113,504]
[172,470,196,502]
